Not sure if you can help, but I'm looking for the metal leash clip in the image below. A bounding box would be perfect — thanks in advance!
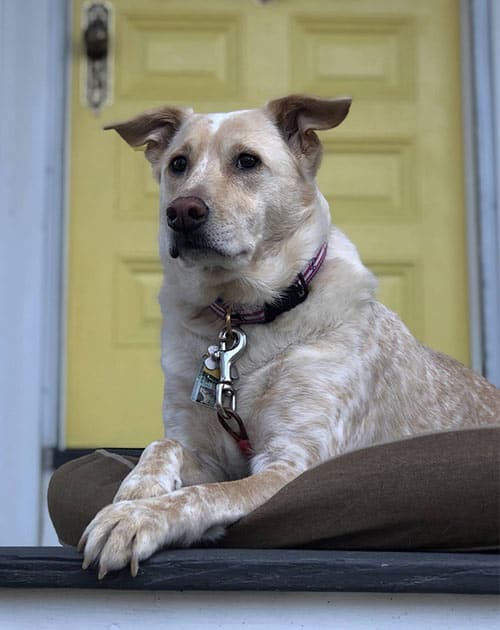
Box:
[216,326,246,417]
[215,320,251,451]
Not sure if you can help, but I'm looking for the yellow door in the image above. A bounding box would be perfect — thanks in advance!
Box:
[66,0,469,447]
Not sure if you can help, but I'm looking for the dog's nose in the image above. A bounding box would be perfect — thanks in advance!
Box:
[166,196,209,233]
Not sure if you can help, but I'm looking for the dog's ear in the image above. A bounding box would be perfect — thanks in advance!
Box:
[104,106,190,166]
[266,95,351,175]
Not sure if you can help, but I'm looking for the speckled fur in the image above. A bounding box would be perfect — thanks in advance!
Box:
[80,95,500,578]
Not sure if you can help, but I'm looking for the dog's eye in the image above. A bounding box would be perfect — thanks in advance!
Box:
[169,156,188,174]
[236,153,260,170]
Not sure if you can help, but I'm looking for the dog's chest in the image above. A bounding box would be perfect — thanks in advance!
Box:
[165,323,289,423]
[159,324,283,476]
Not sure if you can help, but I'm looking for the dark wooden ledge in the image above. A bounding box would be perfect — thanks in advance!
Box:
[0,547,498,594]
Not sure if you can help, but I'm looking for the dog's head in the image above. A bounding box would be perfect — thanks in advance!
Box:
[105,95,350,278]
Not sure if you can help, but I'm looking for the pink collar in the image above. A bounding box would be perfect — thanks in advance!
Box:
[210,243,328,324]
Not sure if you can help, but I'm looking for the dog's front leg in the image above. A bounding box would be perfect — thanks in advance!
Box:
[113,439,223,502]
[79,460,301,578]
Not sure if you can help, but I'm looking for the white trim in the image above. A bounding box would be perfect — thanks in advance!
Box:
[40,1,69,454]
[58,2,73,452]
[469,0,500,386]
[0,0,68,544]
[460,0,483,374]
[490,0,500,383]
[0,590,499,630]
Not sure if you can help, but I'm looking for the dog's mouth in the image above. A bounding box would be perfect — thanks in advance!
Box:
[169,233,251,264]
[169,234,229,260]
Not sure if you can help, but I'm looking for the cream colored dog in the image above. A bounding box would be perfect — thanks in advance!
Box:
[79,95,500,578]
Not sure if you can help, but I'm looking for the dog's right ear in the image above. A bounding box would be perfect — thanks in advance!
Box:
[104,106,190,166]
[266,94,351,176]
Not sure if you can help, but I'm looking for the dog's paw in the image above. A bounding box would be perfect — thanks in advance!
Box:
[78,499,166,578]
[113,471,181,502]
[78,490,207,578]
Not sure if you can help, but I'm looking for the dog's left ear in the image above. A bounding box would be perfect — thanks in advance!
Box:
[266,94,351,175]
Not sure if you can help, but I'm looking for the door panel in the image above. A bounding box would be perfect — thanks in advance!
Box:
[67,0,468,447]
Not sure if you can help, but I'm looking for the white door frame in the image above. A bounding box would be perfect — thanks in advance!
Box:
[0,0,68,544]
[0,0,498,545]
[465,0,500,386]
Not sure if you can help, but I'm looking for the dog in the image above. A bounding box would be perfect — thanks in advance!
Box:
[79,94,500,578]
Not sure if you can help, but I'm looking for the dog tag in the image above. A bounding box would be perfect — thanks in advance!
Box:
[191,356,220,408]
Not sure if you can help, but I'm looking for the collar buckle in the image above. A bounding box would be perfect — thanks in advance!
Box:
[263,273,309,323]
